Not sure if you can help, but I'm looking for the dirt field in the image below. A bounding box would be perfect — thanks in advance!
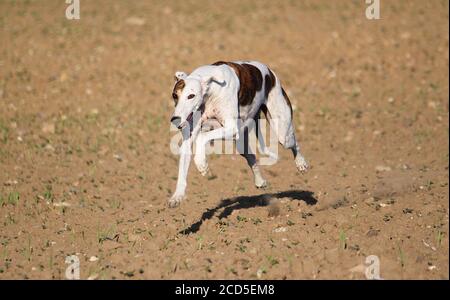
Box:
[0,0,448,279]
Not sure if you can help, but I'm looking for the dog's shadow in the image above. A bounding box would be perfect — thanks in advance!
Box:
[180,190,317,235]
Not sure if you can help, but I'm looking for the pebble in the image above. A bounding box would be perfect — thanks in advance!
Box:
[87,273,99,280]
[125,17,146,26]
[4,179,18,186]
[375,165,391,172]
[274,227,287,233]
[53,202,71,207]
[41,123,55,134]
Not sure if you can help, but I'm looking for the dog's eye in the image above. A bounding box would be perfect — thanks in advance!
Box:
[172,93,178,100]
[187,94,195,100]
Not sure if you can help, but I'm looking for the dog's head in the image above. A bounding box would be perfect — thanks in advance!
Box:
[170,71,223,129]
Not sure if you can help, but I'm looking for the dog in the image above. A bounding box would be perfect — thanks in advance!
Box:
[168,61,308,208]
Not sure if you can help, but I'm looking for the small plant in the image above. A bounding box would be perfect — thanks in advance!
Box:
[266,255,279,267]
[236,238,250,253]
[78,196,86,207]
[48,248,54,271]
[339,229,347,250]
[27,235,32,256]
[256,267,267,278]
[252,218,262,225]
[398,245,405,268]
[108,198,121,209]
[21,235,33,262]
[44,185,53,202]
[196,236,203,250]
[436,230,444,247]
[7,192,19,206]
[97,225,118,244]
[1,247,9,264]
[6,213,15,225]
[0,121,9,144]
[227,267,238,276]
[237,243,247,253]
[236,215,247,222]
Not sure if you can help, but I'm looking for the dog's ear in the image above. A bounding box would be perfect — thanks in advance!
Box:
[201,76,225,94]
[174,71,188,82]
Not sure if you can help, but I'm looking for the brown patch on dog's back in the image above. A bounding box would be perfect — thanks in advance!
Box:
[172,79,185,105]
[212,61,263,106]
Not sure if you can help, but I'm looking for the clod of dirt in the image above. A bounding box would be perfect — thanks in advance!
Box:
[87,273,99,280]
[41,122,55,134]
[125,17,146,26]
[267,200,280,217]
[274,227,287,233]
[315,190,349,211]
[122,270,135,277]
[375,165,392,172]
[113,154,123,162]
[366,228,380,237]
[331,197,349,209]
[3,180,18,186]
[301,212,313,219]
[372,171,419,200]
[53,202,71,207]
[403,208,414,214]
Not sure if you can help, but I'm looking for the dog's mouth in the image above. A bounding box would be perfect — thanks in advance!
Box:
[186,111,194,123]
[178,112,194,130]
[178,103,205,130]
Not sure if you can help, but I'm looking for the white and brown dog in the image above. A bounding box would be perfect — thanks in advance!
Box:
[169,61,308,208]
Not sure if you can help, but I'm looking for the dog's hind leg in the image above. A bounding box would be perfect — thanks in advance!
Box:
[237,124,267,188]
[255,115,278,163]
[290,133,309,173]
[264,86,309,173]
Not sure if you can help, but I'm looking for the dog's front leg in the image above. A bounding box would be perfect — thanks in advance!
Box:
[168,135,192,208]
[168,121,204,208]
[194,120,238,175]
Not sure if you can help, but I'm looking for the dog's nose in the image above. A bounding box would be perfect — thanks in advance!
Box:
[170,116,181,128]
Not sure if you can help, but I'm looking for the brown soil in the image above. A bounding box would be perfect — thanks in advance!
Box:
[0,0,448,279]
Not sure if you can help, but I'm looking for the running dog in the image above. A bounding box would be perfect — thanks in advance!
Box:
[169,61,308,208]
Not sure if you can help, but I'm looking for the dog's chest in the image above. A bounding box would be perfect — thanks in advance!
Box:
[201,104,225,125]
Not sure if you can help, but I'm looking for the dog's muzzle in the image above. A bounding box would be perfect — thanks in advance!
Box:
[170,116,182,129]
[171,112,194,129]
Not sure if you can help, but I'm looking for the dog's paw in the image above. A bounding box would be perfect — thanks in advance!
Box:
[168,194,186,208]
[196,162,210,177]
[255,178,268,189]
[296,156,309,174]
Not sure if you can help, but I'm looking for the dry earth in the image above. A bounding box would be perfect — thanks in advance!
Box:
[0,0,448,279]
